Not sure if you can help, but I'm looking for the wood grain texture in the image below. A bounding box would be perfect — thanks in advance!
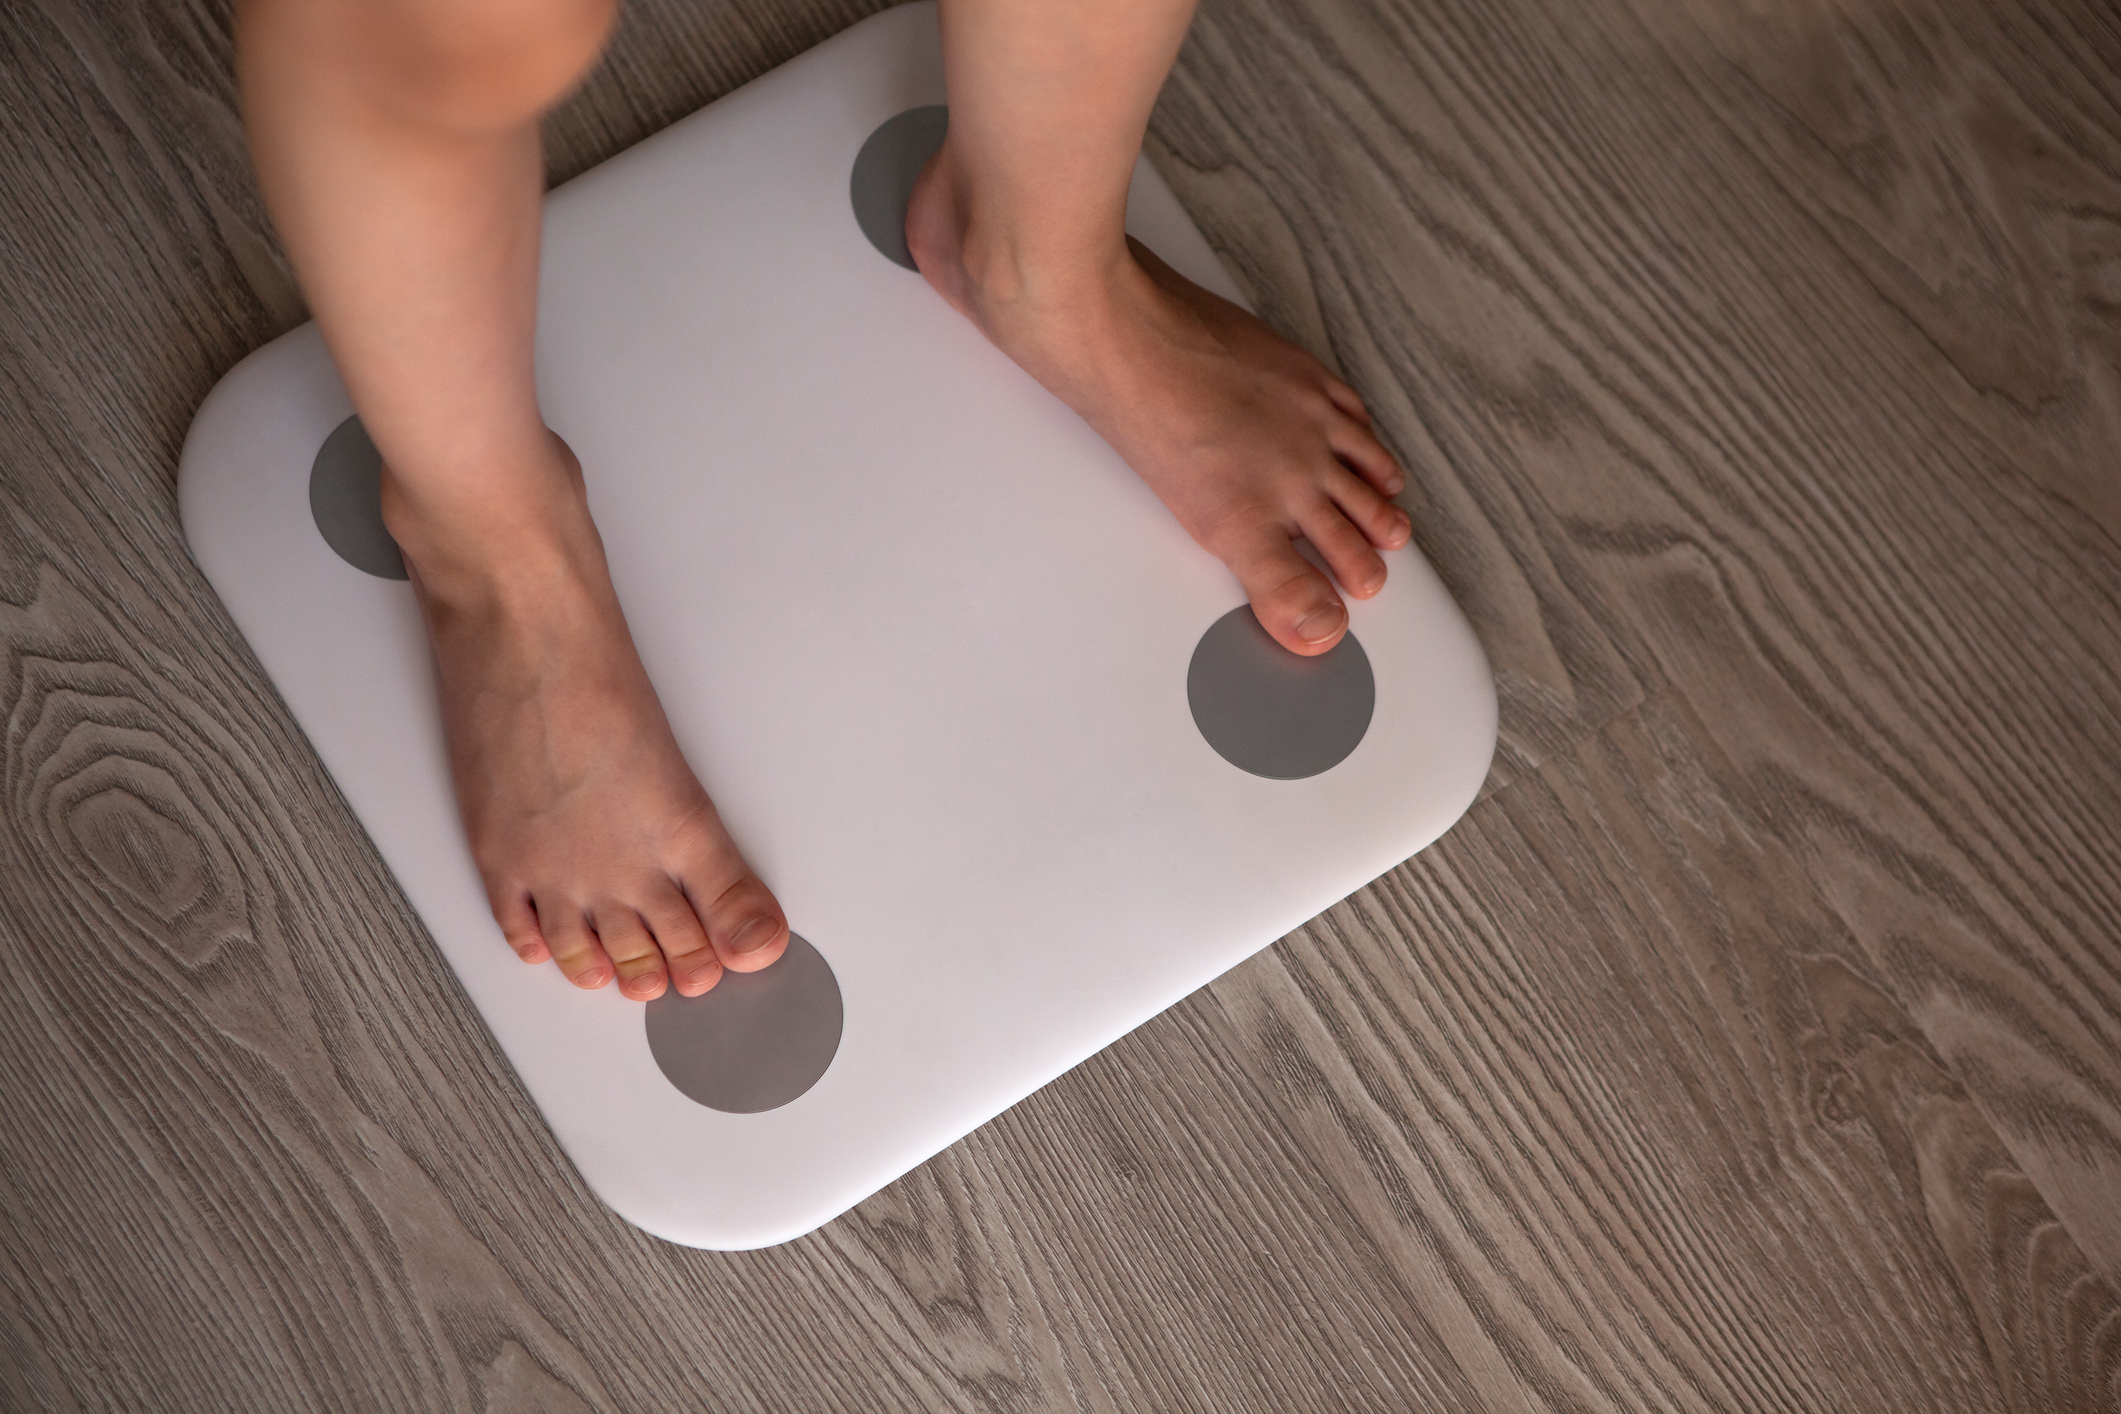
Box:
[1149,0,2121,1274]
[3,0,2118,1409]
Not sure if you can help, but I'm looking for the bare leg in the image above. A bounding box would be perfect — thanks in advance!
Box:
[237,0,788,1000]
[909,0,1412,656]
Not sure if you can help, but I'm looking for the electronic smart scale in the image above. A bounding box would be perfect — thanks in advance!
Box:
[178,3,1496,1249]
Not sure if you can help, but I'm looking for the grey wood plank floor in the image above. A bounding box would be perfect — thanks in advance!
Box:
[3,0,2119,1408]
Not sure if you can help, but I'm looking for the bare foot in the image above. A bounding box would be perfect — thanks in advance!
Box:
[905,149,1412,656]
[380,435,789,1001]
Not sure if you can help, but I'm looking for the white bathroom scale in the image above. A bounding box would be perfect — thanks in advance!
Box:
[178,3,1496,1249]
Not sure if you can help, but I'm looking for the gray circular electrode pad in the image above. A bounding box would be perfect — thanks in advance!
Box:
[645,933,844,1113]
[1188,606,1375,779]
[309,415,408,579]
[850,104,948,269]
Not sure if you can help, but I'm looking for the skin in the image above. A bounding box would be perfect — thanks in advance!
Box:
[235,0,1409,1003]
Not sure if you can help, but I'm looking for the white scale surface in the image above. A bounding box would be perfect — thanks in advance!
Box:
[179,4,1496,1249]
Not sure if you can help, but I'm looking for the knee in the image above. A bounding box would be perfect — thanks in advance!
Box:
[249,0,619,132]
[388,0,618,130]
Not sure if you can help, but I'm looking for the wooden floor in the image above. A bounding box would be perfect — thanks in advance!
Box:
[4,0,2119,1408]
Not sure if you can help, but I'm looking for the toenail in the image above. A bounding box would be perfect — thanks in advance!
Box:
[1296,602,1346,644]
[729,916,777,955]
[578,967,613,989]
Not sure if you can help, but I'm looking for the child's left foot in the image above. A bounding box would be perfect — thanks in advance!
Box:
[906,148,1412,657]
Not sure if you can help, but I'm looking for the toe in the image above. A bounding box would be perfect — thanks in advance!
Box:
[1325,466,1413,552]
[668,813,790,974]
[700,872,790,974]
[1218,519,1348,655]
[540,899,615,990]
[488,884,550,964]
[1329,411,1404,496]
[1301,500,1389,601]
[593,904,667,1000]
[1322,374,1374,427]
[644,885,722,997]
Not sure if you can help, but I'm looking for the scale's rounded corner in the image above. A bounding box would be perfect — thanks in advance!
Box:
[1415,593,1503,844]
[600,1181,842,1253]
[1450,622,1504,825]
[178,343,272,558]
[177,329,339,584]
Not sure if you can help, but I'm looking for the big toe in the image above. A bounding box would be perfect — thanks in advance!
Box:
[672,822,791,973]
[1222,524,1348,655]
[710,880,790,974]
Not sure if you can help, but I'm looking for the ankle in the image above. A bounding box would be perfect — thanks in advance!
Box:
[907,145,1135,333]
[404,518,603,615]
[960,217,1129,314]
[380,440,606,607]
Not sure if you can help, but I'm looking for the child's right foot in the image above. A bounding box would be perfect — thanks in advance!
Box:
[381,434,789,1002]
